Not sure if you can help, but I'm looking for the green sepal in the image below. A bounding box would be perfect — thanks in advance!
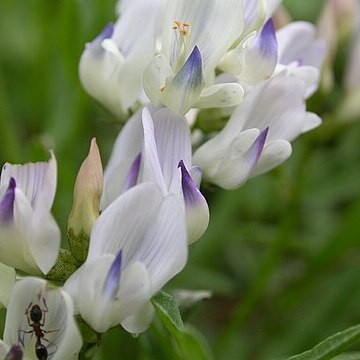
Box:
[194,108,230,135]
[45,249,79,282]
[68,228,90,263]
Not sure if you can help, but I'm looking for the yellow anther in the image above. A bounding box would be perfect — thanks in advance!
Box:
[173,21,191,37]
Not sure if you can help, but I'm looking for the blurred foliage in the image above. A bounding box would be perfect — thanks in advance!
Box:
[2,0,360,359]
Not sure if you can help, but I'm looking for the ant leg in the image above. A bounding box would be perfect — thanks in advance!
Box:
[17,328,33,345]
[42,337,59,356]
[40,298,49,326]
[43,329,59,334]
[24,302,33,326]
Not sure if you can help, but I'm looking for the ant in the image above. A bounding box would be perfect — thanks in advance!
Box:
[19,299,55,360]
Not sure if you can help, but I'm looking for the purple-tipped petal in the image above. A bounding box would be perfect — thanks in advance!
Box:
[256,19,278,62]
[103,250,122,301]
[163,46,204,114]
[246,127,269,171]
[173,46,204,90]
[0,178,16,224]
[123,153,142,191]
[90,23,114,47]
[5,345,23,360]
[178,161,201,207]
[239,19,278,84]
[178,161,209,243]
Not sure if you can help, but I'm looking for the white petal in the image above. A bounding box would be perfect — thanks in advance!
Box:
[226,75,307,142]
[137,194,187,292]
[101,109,144,209]
[4,277,82,360]
[141,109,168,193]
[277,21,326,69]
[266,0,282,17]
[212,129,262,189]
[142,55,173,105]
[243,0,266,35]
[194,127,258,181]
[179,162,209,243]
[12,188,60,275]
[280,64,320,98]
[151,108,192,189]
[91,185,188,296]
[0,263,16,308]
[160,47,204,115]
[172,289,212,308]
[196,83,244,108]
[121,301,154,334]
[189,166,202,188]
[1,152,57,210]
[0,341,10,358]
[70,256,151,333]
[252,139,292,176]
[237,19,278,84]
[302,112,322,133]
[80,30,126,118]
[161,0,244,78]
[28,205,61,275]
[0,189,39,274]
[88,183,164,261]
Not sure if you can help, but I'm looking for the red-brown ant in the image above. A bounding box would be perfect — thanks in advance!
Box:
[19,299,50,360]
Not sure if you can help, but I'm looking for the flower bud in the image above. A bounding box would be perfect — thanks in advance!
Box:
[4,345,23,360]
[68,138,103,262]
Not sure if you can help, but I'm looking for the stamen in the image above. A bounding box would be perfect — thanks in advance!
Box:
[171,20,192,70]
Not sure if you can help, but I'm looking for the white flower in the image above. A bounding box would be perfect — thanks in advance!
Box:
[101,107,209,243]
[65,182,188,334]
[142,0,245,115]
[219,18,278,85]
[0,263,16,309]
[193,74,322,190]
[79,0,159,119]
[0,154,60,275]
[275,21,327,97]
[219,16,326,97]
[3,277,82,360]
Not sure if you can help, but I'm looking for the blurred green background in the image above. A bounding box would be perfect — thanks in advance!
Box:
[1,0,360,359]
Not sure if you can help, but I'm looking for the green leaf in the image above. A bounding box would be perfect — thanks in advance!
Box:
[333,352,360,360]
[152,291,214,360]
[153,291,184,330]
[287,324,360,360]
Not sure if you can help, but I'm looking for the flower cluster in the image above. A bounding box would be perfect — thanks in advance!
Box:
[0,0,327,359]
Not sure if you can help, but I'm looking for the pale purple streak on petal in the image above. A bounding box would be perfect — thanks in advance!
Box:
[295,58,304,67]
[247,127,269,171]
[91,23,114,46]
[103,250,122,301]
[256,19,278,63]
[5,345,23,360]
[0,178,16,224]
[173,46,204,90]
[178,160,203,207]
[123,153,142,191]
